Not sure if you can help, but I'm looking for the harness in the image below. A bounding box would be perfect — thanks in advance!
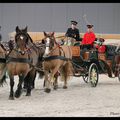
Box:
[43,39,69,61]
[6,57,32,64]
[43,55,71,61]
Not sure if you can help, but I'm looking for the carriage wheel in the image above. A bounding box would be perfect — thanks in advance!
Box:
[88,63,99,87]
[82,75,88,83]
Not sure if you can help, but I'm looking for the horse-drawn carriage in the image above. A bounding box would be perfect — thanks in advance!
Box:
[70,40,120,87]
[0,28,120,99]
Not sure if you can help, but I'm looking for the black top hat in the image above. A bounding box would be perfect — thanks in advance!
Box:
[71,21,78,25]
[87,24,94,28]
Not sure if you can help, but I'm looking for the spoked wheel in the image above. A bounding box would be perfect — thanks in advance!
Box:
[88,63,99,87]
[82,74,88,83]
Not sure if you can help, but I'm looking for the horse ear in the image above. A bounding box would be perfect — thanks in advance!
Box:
[41,39,45,44]
[51,32,55,36]
[43,31,47,37]
[23,26,28,33]
[16,26,20,33]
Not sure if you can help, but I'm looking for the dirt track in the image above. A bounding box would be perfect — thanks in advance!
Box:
[0,74,120,117]
[0,39,120,117]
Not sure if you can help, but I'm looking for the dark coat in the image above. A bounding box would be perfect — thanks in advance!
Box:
[65,28,80,41]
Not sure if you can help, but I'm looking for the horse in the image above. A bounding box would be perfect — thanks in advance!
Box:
[0,44,7,85]
[2,26,36,100]
[23,35,45,90]
[42,32,73,93]
[15,26,45,94]
[0,26,44,100]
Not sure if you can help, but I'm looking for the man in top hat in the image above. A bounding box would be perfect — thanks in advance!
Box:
[65,20,80,42]
[81,24,96,48]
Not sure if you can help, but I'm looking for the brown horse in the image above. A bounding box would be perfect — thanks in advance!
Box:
[42,32,73,93]
[4,26,35,100]
[2,26,44,99]
[0,44,7,85]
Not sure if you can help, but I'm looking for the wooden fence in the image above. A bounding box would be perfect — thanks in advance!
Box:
[9,32,120,42]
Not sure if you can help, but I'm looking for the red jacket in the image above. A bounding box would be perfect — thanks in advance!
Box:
[82,32,96,45]
[96,45,106,53]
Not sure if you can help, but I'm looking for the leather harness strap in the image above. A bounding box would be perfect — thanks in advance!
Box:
[0,58,6,63]
[6,57,32,64]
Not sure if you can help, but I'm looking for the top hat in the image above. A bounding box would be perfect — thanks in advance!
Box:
[87,24,94,28]
[71,21,78,25]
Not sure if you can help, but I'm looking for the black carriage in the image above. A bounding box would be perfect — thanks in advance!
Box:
[71,42,120,87]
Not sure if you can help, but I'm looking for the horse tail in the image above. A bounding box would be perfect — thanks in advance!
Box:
[0,66,7,86]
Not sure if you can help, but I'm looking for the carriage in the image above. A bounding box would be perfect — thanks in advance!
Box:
[8,31,120,88]
[70,41,120,87]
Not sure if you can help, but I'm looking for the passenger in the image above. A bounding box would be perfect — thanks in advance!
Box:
[64,20,81,46]
[95,38,106,53]
[81,24,96,49]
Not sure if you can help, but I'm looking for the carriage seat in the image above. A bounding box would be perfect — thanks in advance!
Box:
[106,45,117,60]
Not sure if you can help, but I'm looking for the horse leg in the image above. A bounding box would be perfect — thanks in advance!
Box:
[9,76,15,100]
[53,72,59,90]
[25,69,37,96]
[31,69,37,89]
[44,71,51,93]
[15,75,24,98]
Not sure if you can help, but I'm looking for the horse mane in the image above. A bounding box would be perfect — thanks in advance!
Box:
[26,32,34,43]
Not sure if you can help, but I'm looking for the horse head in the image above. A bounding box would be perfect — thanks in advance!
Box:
[43,31,56,56]
[15,26,29,55]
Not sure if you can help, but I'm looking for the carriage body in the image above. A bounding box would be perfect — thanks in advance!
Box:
[71,43,120,87]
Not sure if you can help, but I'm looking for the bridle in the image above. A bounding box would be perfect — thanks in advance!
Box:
[44,35,65,57]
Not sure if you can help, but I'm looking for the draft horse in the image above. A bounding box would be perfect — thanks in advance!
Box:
[42,32,73,93]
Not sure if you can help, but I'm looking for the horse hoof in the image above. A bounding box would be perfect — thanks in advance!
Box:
[26,93,31,96]
[63,86,67,89]
[44,88,51,93]
[9,96,14,100]
[15,90,21,98]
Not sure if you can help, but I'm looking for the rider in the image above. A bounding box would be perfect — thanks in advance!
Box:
[81,24,96,49]
[64,20,81,45]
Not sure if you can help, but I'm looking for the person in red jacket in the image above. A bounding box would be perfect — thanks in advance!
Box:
[95,38,106,53]
[81,24,96,49]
